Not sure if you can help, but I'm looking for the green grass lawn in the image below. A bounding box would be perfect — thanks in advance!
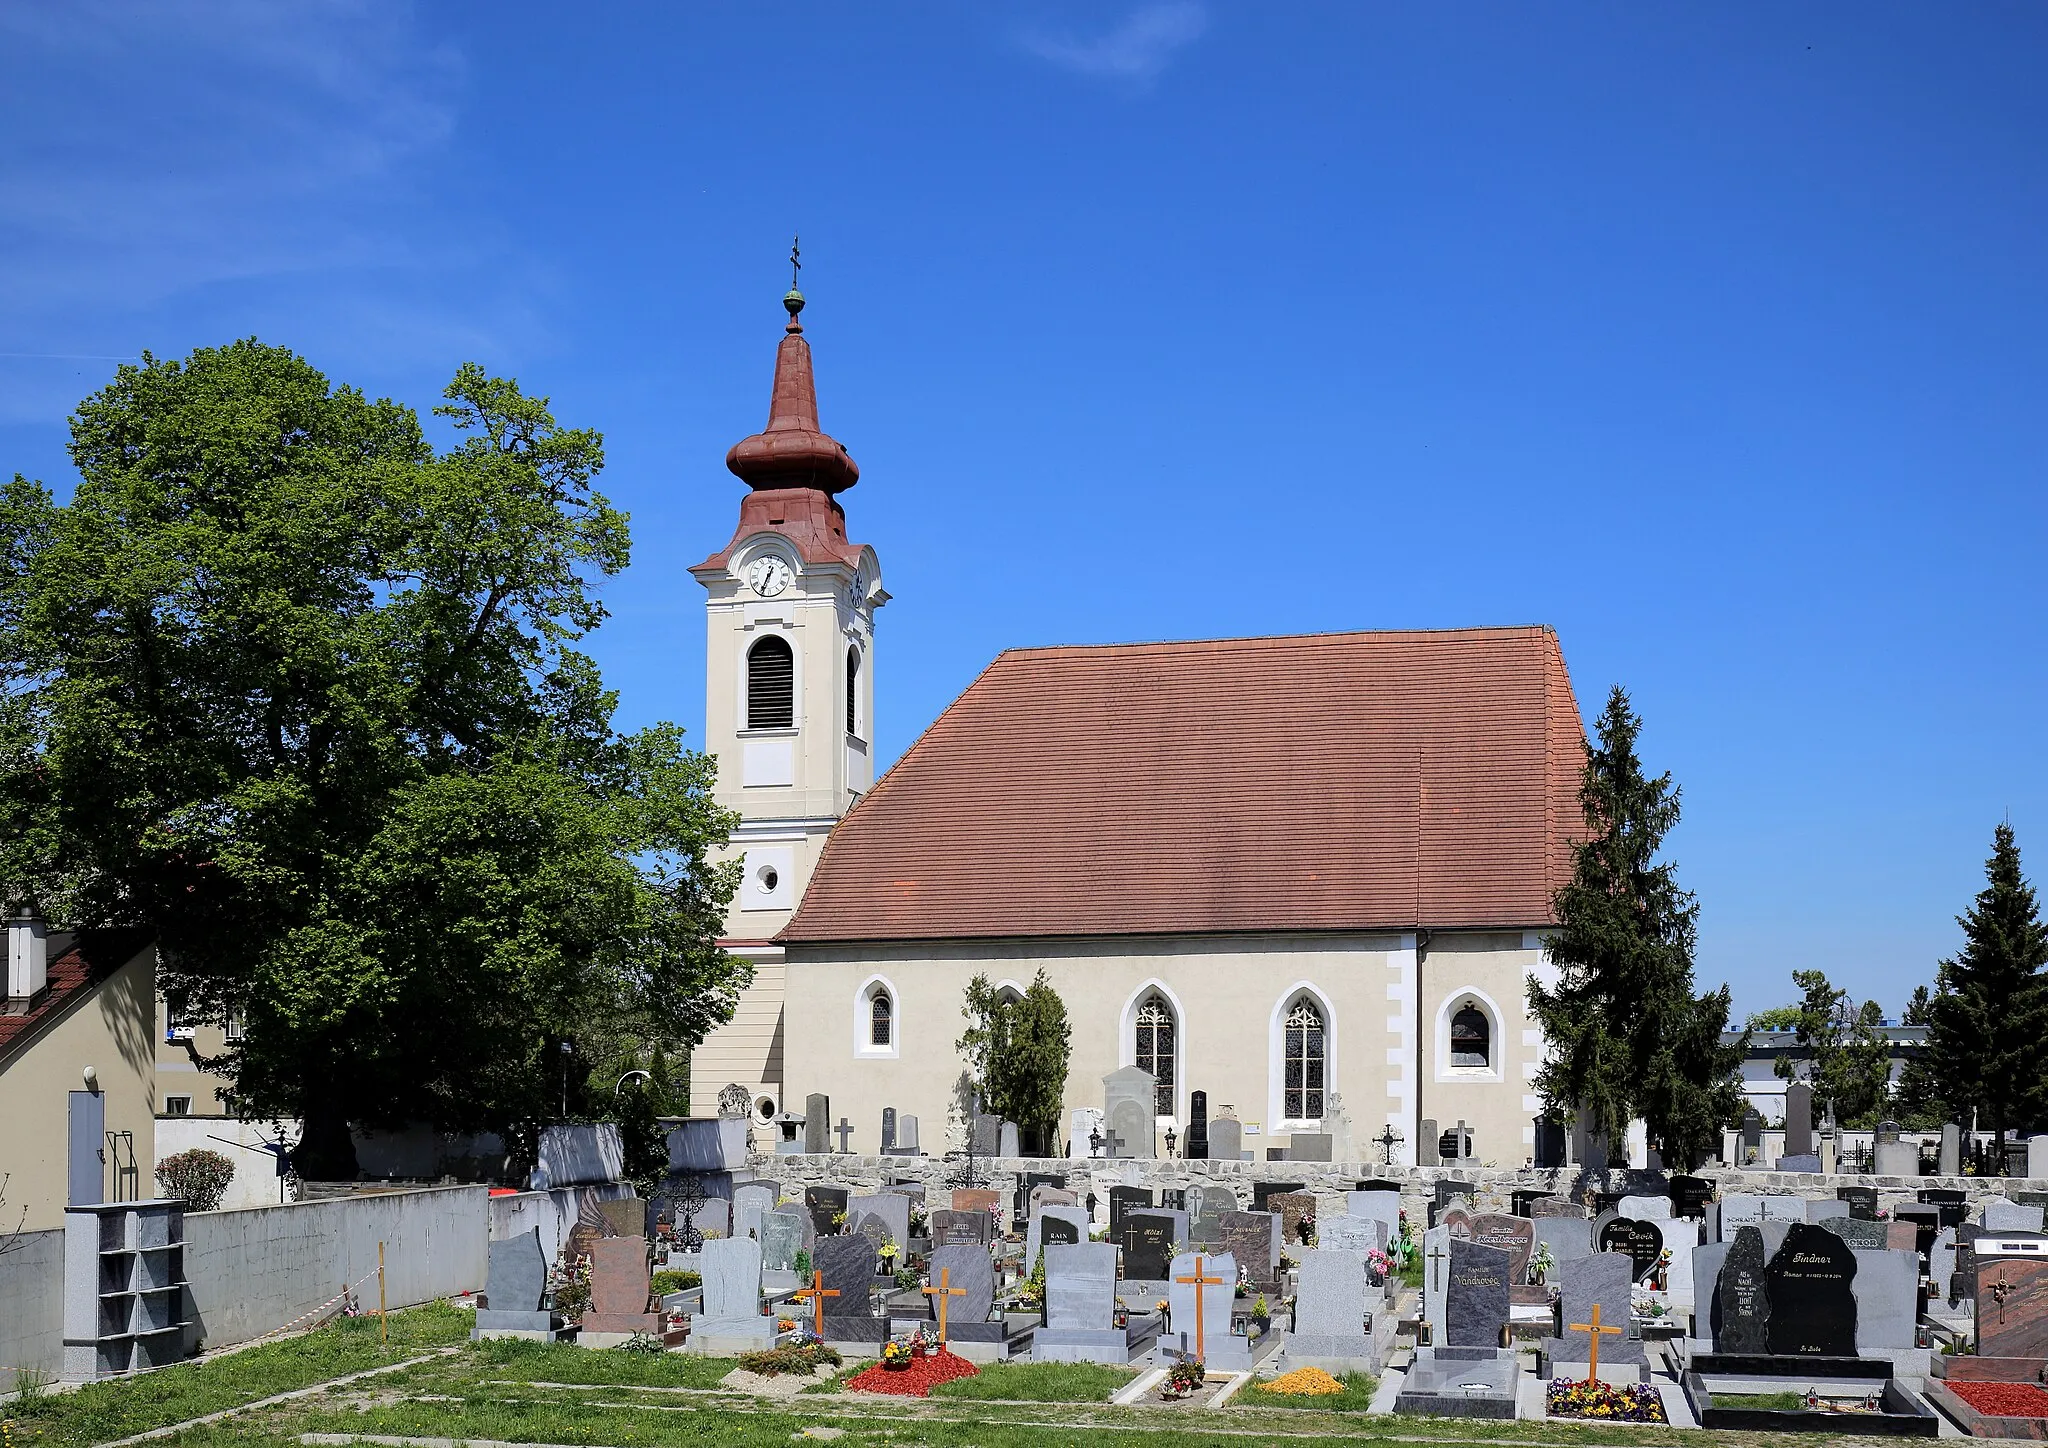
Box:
[463,1337,741,1389]
[4,1302,469,1448]
[927,1360,1137,1402]
[1240,1370,1379,1412]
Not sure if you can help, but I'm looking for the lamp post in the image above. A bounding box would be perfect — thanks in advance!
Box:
[559,1040,573,1120]
[1164,1125,1178,1158]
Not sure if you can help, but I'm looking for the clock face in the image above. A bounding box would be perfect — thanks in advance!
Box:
[747,556,794,597]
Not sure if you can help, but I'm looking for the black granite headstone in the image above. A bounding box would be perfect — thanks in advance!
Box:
[1533,1117,1566,1169]
[805,1185,850,1238]
[1671,1176,1715,1220]
[1598,1216,1664,1283]
[1040,1215,1082,1249]
[1186,1090,1210,1161]
[1764,1222,1859,1358]
[1893,1204,1941,1258]
[1108,1187,1152,1231]
[1120,1212,1175,1281]
[1254,1181,1306,1213]
[1836,1185,1879,1221]
[1713,1226,1771,1354]
[1445,1238,1511,1348]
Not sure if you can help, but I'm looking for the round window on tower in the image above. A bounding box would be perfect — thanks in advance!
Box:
[758,865,780,894]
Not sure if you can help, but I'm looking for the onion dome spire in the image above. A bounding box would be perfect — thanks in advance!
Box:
[725,237,860,495]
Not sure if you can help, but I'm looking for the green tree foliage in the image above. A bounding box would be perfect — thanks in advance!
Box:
[1901,985,1932,1026]
[1526,686,1746,1169]
[1744,1006,1804,1031]
[956,968,1072,1155]
[1901,824,2048,1143]
[1762,970,1894,1126]
[0,342,744,1178]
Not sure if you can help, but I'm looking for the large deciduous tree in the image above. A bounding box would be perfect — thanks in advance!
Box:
[1764,970,1894,1127]
[1904,824,2048,1145]
[0,341,743,1178]
[956,969,1072,1156]
[1526,685,1746,1170]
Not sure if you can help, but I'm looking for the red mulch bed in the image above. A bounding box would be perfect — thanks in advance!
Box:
[843,1349,980,1397]
[1949,1382,2048,1418]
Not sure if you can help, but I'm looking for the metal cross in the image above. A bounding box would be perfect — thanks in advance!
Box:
[789,236,801,288]
[1375,1124,1405,1166]
[792,1268,839,1338]
[1991,1274,2014,1324]
[922,1267,966,1344]
[1569,1302,1623,1383]
[1174,1254,1225,1361]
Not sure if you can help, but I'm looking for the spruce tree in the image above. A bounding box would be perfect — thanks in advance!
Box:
[1527,686,1746,1169]
[957,968,1072,1155]
[1917,825,2048,1145]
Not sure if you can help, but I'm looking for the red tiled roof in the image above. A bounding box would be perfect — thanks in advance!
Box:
[781,627,1587,944]
[0,929,152,1061]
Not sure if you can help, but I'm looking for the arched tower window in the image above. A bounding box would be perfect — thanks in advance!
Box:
[1450,1002,1491,1068]
[1283,997,1326,1121]
[846,646,860,735]
[1134,994,1176,1116]
[747,635,794,729]
[869,988,893,1047]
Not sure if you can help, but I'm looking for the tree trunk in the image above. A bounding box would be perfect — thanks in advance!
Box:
[292,1099,360,1181]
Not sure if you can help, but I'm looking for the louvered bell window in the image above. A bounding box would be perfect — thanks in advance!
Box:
[747,635,794,729]
[846,646,860,735]
[1284,998,1326,1120]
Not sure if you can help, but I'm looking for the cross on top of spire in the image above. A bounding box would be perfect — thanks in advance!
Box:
[784,235,805,328]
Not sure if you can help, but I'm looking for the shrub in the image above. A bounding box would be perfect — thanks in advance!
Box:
[737,1343,842,1377]
[649,1270,701,1294]
[153,1149,235,1211]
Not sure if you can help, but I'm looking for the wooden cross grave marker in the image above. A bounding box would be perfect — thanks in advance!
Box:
[1570,1302,1623,1383]
[1174,1254,1225,1362]
[792,1269,839,1338]
[922,1267,966,1344]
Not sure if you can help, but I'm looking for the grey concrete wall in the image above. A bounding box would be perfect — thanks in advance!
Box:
[487,1182,633,1265]
[0,1226,65,1391]
[185,1185,488,1349]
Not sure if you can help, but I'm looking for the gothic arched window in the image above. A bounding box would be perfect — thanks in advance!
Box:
[1283,997,1326,1121]
[1450,1002,1491,1068]
[747,635,794,729]
[846,646,860,736]
[1134,994,1176,1116]
[869,988,893,1047]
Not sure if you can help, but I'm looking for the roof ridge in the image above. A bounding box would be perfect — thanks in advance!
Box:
[990,625,1558,661]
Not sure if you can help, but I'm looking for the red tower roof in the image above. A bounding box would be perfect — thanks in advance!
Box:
[724,291,860,495]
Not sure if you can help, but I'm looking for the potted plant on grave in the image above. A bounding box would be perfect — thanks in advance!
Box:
[1297,1210,1316,1247]
[880,1338,913,1371]
[1162,1357,1207,1400]
[1365,1247,1393,1287]
[1531,1242,1556,1287]
[1251,1294,1271,1335]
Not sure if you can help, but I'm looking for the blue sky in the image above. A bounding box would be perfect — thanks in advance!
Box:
[3,3,2044,1018]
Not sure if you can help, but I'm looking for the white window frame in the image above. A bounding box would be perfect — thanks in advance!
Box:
[1267,981,1336,1131]
[1119,978,1186,1124]
[854,973,900,1060]
[1434,985,1505,1084]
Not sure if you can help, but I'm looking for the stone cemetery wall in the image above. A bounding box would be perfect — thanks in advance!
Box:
[186,1184,490,1349]
[0,1225,65,1391]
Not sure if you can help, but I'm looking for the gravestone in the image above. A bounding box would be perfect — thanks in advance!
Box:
[813,1233,878,1318]
[1930,1227,1959,1305]
[666,1118,747,1173]
[951,1188,1000,1215]
[998,1120,1020,1159]
[1270,1190,1318,1246]
[1030,1185,1077,1214]
[476,1227,552,1333]
[692,1235,770,1345]
[1028,1204,1089,1263]
[1670,1176,1715,1220]
[1977,1257,2048,1359]
[1253,1181,1306,1213]
[1418,1116,1442,1167]
[1547,1250,1646,1368]
[924,1243,995,1328]
[1618,1193,1673,1222]
[969,1111,1001,1156]
[1940,1123,1962,1178]
[804,1094,830,1155]
[1207,1109,1243,1164]
[1852,1249,1920,1351]
[1534,1117,1567,1169]
[1777,1153,1822,1175]
[1837,1185,1880,1220]
[1784,1080,1814,1158]
[733,1181,777,1240]
[1764,1222,1859,1358]
[1102,1066,1156,1159]
[1219,1210,1282,1289]
[578,1238,657,1337]
[1121,1209,1181,1282]
[880,1108,897,1154]
[1598,1216,1664,1283]
[929,1208,989,1249]
[804,1185,849,1238]
[1806,1199,1850,1223]
[847,1192,909,1248]
[760,1206,810,1271]
[1823,1216,1891,1251]
[1044,1241,1118,1329]
[597,1195,650,1239]
[1468,1213,1535,1283]
[1108,1186,1152,1231]
[1529,1195,1587,1218]
[2031,1135,2048,1181]
[1534,1214,1593,1273]
[1166,1249,1237,1355]
[1187,1183,1236,1246]
[1289,1132,1334,1162]
[1445,1238,1510,1348]
[1290,1248,1373,1362]
[1740,1108,1763,1163]
[1318,1212,1382,1257]
[1874,1137,1920,1176]
[1986,1199,2047,1233]
[1420,1223,1451,1344]
[897,1114,921,1154]
[1714,1226,1771,1354]
[1659,1218,1701,1302]
[1186,1090,1210,1159]
[1347,1189,1402,1252]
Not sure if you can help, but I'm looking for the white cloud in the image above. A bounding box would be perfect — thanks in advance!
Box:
[1020,2,1208,82]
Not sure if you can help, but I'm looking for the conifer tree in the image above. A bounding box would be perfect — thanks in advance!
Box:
[957,968,1072,1155]
[1914,825,2048,1144]
[1527,686,1746,1169]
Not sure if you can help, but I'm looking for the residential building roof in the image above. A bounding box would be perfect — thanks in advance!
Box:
[781,625,1586,944]
[0,929,152,1063]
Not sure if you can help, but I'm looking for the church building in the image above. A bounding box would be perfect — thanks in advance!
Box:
[688,284,1586,1168]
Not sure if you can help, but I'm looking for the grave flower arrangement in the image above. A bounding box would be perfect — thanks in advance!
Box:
[1162,1357,1207,1399]
[1546,1378,1668,1423]
[909,1204,929,1236]
[1364,1247,1393,1285]
[1530,1242,1555,1285]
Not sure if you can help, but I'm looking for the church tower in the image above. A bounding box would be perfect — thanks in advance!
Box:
[685,270,885,1119]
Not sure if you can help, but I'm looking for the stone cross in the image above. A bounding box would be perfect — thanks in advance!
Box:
[923,1266,966,1344]
[1427,1242,1449,1294]
[1174,1253,1225,1361]
[835,1117,854,1152]
[1571,1301,1622,1382]
[792,1268,839,1337]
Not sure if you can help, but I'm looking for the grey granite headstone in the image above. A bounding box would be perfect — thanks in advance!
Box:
[1852,1248,1919,1350]
[1289,1132,1334,1162]
[1548,1250,1647,1367]
[924,1243,994,1327]
[1347,1189,1402,1251]
[1294,1248,1369,1338]
[1529,1196,1586,1218]
[1941,1123,1962,1178]
[760,1206,808,1270]
[1987,1199,2047,1233]
[813,1234,877,1312]
[1714,1225,1771,1354]
[1187,1183,1236,1246]
[1318,1212,1382,1257]
[1931,1227,1959,1304]
[1028,1204,1090,1263]
[1044,1241,1117,1329]
[1618,1193,1672,1221]
[930,1209,991,1249]
[1421,1223,1451,1344]
[484,1228,548,1312]
[898,1114,920,1153]
[1031,1185,1077,1213]
[698,1235,763,1321]
[848,1192,909,1247]
[1208,1112,1243,1164]
[1444,1238,1510,1348]
[1166,1249,1236,1351]
[1806,1199,1851,1223]
[1102,1066,1156,1157]
[998,1120,1020,1158]
[803,1093,830,1155]
[1534,1215,1592,1272]
[1777,1153,1822,1174]
[1107,1099,1152,1160]
[1823,1215,1890,1251]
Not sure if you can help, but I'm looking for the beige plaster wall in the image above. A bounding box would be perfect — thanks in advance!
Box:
[781,930,1545,1164]
[154,1002,236,1118]
[1415,931,1550,1169]
[687,950,788,1119]
[0,945,159,1230]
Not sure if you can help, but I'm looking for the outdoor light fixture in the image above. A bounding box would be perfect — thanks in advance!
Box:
[1165,1125,1178,1157]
